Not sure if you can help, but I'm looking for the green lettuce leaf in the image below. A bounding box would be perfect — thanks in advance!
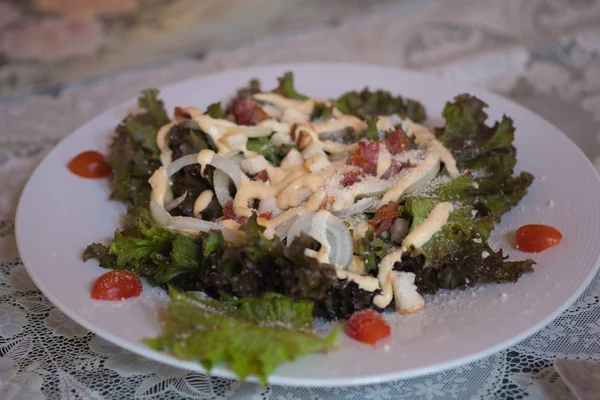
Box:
[354,227,393,272]
[400,242,535,294]
[332,88,426,122]
[205,102,225,119]
[84,213,337,301]
[246,136,297,167]
[83,208,202,285]
[180,216,338,300]
[145,288,340,385]
[436,94,534,220]
[106,89,170,207]
[391,94,535,291]
[272,72,308,100]
[310,102,334,121]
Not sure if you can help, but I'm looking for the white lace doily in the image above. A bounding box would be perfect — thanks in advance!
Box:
[1,0,600,398]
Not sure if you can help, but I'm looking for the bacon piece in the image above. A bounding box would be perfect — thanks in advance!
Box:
[222,201,248,224]
[174,106,191,119]
[374,218,395,235]
[254,169,269,182]
[369,201,399,235]
[233,97,268,126]
[350,141,379,176]
[341,170,361,187]
[259,212,273,220]
[385,128,409,155]
[381,160,416,180]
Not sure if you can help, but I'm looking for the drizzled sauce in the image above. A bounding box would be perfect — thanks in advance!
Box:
[68,151,111,178]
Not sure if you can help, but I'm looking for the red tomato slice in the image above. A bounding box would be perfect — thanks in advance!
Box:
[346,309,391,344]
[516,224,562,253]
[68,151,111,178]
[91,270,143,300]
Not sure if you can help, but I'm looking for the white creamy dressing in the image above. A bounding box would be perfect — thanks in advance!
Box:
[196,149,215,174]
[149,95,461,311]
[336,268,381,292]
[193,189,214,216]
[373,201,454,308]
[402,119,459,178]
[156,121,176,166]
[380,152,441,205]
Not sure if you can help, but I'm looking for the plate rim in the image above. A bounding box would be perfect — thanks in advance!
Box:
[15,61,600,387]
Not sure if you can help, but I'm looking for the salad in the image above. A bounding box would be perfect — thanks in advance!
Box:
[82,72,540,383]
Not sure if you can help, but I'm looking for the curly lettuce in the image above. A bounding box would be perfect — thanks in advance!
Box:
[106,90,169,206]
[436,94,534,219]
[332,88,427,122]
[145,288,339,385]
[396,94,535,291]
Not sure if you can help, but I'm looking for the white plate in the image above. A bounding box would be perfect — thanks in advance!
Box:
[16,63,600,387]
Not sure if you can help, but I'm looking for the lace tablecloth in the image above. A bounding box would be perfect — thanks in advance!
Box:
[2,0,600,398]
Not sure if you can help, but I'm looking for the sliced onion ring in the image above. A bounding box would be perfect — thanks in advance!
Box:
[334,197,378,217]
[213,169,233,207]
[287,211,353,269]
[213,152,245,207]
[166,153,243,189]
[166,154,197,177]
[164,191,187,211]
[150,152,245,244]
[170,215,244,244]
[210,154,242,187]
[150,198,244,244]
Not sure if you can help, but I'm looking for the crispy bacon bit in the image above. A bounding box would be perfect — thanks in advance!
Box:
[385,128,409,155]
[233,97,268,126]
[174,106,191,119]
[222,201,247,224]
[259,212,273,220]
[380,159,413,180]
[369,201,399,235]
[254,169,269,182]
[374,218,395,235]
[350,141,379,176]
[341,170,361,187]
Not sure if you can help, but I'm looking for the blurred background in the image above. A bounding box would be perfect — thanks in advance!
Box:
[0,0,419,97]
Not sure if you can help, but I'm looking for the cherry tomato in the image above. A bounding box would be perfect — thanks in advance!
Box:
[68,151,111,178]
[346,309,391,344]
[91,270,142,300]
[516,224,562,253]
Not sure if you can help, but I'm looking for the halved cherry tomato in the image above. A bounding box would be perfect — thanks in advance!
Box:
[516,224,562,253]
[68,151,111,178]
[91,270,142,300]
[346,309,391,344]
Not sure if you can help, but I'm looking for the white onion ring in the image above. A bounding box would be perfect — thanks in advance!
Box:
[335,197,378,217]
[213,169,233,207]
[273,214,299,239]
[163,151,244,210]
[212,152,244,207]
[287,212,353,269]
[354,179,397,198]
[150,198,244,244]
[169,216,244,244]
[209,154,242,187]
[150,152,245,245]
[166,154,197,177]
[166,153,243,189]
[164,191,187,211]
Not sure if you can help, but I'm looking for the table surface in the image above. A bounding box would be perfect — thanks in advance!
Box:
[1,0,600,399]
